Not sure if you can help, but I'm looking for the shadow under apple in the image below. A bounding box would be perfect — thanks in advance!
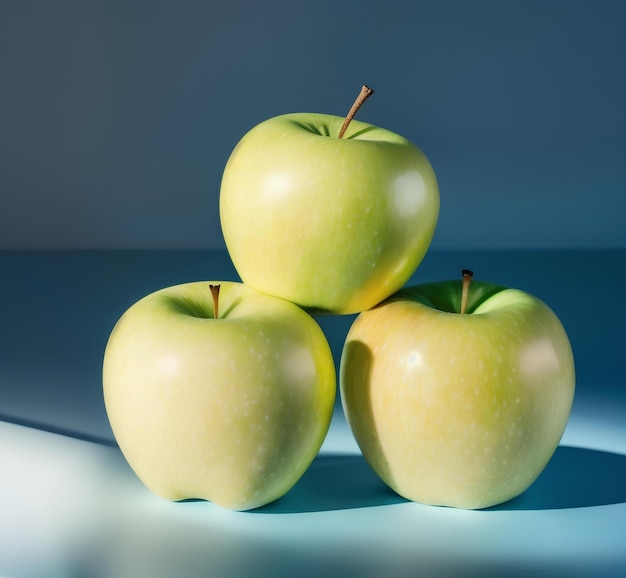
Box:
[489,445,626,511]
[5,413,625,514]
[252,454,407,514]
[257,444,626,514]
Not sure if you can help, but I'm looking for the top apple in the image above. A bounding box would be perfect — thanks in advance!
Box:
[219,106,439,315]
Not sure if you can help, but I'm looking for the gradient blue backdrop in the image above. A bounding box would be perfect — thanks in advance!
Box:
[0,0,624,250]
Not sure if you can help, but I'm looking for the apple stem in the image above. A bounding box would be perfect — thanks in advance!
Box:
[209,284,220,319]
[460,269,473,314]
[338,85,374,139]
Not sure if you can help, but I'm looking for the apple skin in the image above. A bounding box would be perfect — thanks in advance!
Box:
[103,281,336,511]
[219,112,439,315]
[339,280,575,509]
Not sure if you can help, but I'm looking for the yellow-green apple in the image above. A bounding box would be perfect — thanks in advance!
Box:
[103,281,336,510]
[219,86,439,314]
[340,271,575,509]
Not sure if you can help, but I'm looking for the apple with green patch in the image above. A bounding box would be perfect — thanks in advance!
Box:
[220,86,439,314]
[103,281,336,510]
[340,270,575,509]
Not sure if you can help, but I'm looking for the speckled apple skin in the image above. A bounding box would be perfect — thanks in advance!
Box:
[103,282,336,511]
[340,282,575,509]
[219,113,439,315]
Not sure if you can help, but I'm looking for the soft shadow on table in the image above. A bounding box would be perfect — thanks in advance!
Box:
[0,413,117,447]
[254,454,407,514]
[6,414,625,513]
[261,445,626,514]
[1,414,402,513]
[490,445,626,511]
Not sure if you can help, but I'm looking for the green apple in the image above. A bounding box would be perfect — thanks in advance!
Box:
[103,281,336,511]
[340,273,575,509]
[219,96,439,314]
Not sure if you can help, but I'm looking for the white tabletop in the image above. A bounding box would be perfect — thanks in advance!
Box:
[1,250,625,577]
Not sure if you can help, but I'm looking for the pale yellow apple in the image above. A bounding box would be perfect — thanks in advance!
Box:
[219,112,439,314]
[340,280,575,509]
[103,281,336,510]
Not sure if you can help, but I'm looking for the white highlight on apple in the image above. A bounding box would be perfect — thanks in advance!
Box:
[392,171,426,217]
[519,337,561,378]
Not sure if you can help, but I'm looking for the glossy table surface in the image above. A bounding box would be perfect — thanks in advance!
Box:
[1,249,625,578]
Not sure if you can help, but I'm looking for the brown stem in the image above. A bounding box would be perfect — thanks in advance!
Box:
[209,284,220,319]
[460,270,473,315]
[338,85,374,139]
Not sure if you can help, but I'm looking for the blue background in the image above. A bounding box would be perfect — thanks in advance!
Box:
[1,0,624,250]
